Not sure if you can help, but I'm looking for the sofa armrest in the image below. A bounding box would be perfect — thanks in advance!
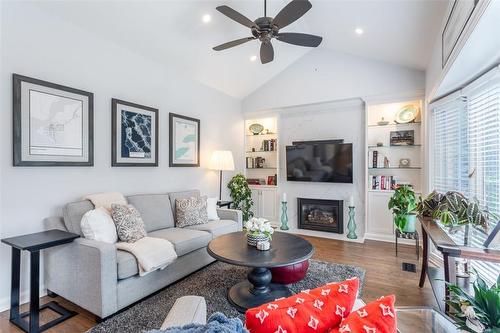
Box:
[160,296,207,329]
[217,208,243,230]
[44,237,118,318]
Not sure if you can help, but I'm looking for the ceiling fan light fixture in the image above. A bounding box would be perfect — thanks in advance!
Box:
[212,0,322,64]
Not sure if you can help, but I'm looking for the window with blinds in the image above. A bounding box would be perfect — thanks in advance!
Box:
[431,66,500,284]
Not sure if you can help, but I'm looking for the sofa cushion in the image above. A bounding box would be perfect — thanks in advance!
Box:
[186,220,238,239]
[116,249,139,279]
[168,190,200,222]
[148,227,211,256]
[127,194,174,232]
[63,200,95,235]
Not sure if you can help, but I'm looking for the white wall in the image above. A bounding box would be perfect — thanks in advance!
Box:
[276,100,365,241]
[0,2,243,310]
[242,48,425,113]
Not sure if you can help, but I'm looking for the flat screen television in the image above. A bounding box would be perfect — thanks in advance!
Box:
[286,141,353,183]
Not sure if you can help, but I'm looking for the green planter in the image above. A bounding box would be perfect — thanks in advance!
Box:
[402,214,417,233]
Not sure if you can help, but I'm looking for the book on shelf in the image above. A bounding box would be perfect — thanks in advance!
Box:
[368,150,386,168]
[261,139,277,152]
[369,175,397,191]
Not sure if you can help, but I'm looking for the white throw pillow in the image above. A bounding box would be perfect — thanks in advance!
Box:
[81,207,118,243]
[206,197,220,221]
[84,192,127,213]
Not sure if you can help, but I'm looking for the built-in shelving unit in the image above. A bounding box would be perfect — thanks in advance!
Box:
[244,117,279,221]
[364,99,424,242]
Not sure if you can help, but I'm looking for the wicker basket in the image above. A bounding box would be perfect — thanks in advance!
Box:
[247,233,269,247]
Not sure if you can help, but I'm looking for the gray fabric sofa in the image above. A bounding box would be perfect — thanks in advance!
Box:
[43,190,242,319]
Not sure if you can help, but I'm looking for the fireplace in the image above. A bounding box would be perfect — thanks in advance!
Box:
[297,198,343,233]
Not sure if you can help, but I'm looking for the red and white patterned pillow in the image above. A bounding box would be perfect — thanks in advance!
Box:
[245,278,360,333]
[328,295,397,333]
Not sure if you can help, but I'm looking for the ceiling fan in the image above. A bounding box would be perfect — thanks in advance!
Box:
[213,0,322,64]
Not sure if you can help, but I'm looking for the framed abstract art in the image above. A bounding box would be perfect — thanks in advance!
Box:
[169,113,200,167]
[13,74,94,166]
[112,98,158,166]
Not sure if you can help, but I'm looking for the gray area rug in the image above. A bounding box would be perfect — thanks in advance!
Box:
[87,260,365,333]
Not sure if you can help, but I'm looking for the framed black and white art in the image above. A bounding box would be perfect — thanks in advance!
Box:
[13,74,94,166]
[112,99,158,167]
[169,113,200,167]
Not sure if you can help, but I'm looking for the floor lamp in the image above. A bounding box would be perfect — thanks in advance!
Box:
[209,150,235,201]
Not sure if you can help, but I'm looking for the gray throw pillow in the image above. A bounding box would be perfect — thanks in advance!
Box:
[111,204,147,243]
[175,196,208,228]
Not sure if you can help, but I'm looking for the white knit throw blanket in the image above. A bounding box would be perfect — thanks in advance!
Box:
[116,237,178,276]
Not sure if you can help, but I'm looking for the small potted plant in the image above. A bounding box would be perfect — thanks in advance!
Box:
[446,271,500,332]
[245,217,274,247]
[388,185,417,233]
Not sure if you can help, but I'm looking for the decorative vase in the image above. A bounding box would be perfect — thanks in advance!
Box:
[247,233,269,247]
[280,201,289,230]
[347,206,357,239]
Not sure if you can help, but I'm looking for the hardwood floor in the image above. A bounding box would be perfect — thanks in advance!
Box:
[0,237,435,332]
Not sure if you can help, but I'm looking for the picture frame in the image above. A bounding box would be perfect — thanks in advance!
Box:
[390,130,415,146]
[169,113,200,167]
[111,98,158,167]
[13,74,94,166]
[442,0,477,68]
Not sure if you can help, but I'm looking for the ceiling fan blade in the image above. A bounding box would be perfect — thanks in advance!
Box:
[272,0,312,29]
[276,33,322,47]
[213,37,256,51]
[216,5,256,29]
[260,41,274,64]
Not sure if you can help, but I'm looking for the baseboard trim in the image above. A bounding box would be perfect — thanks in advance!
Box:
[277,229,366,243]
[0,287,47,313]
[364,232,421,246]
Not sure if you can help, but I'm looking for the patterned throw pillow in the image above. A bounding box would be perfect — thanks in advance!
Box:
[245,278,359,333]
[328,295,397,333]
[176,196,208,228]
[111,204,147,243]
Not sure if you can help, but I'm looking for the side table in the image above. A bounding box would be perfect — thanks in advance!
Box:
[216,200,232,209]
[1,229,79,333]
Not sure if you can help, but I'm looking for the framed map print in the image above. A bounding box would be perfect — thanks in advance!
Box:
[169,113,200,167]
[112,99,158,167]
[13,74,93,166]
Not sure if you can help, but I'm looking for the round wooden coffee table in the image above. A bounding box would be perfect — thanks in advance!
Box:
[207,231,314,313]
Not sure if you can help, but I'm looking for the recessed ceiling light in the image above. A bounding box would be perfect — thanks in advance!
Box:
[355,28,364,35]
[250,55,258,62]
[202,14,211,23]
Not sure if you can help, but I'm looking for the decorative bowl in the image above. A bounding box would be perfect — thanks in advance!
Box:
[249,123,264,135]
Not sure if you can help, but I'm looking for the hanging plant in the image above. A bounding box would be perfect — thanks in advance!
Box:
[227,174,254,222]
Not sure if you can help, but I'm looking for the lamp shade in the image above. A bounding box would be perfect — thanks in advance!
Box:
[209,150,234,171]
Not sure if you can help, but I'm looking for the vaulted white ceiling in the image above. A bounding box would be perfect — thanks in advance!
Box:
[34,0,447,99]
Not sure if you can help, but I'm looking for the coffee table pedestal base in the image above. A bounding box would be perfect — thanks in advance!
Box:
[228,267,293,313]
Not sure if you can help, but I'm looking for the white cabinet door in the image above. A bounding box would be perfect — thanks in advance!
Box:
[250,188,261,218]
[260,188,277,221]
[367,191,394,238]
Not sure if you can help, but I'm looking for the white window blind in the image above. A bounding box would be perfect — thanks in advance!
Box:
[432,66,500,284]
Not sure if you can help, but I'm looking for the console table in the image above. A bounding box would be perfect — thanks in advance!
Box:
[1,229,79,332]
[418,216,500,312]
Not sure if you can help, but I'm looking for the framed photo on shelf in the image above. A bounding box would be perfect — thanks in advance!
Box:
[112,99,158,167]
[169,113,200,167]
[13,74,93,166]
[390,130,415,146]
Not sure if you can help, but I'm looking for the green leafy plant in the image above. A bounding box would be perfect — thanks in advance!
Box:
[417,190,499,232]
[388,185,417,232]
[227,174,253,222]
[447,271,500,332]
